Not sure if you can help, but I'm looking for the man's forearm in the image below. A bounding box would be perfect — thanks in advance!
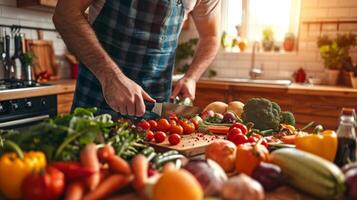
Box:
[184,36,219,82]
[53,0,123,83]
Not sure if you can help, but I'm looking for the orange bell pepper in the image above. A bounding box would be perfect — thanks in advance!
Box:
[295,130,337,161]
[235,141,269,176]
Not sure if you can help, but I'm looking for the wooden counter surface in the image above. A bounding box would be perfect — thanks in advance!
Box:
[0,79,76,101]
[196,79,357,97]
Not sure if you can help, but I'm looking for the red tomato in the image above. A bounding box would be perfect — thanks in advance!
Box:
[157,118,171,132]
[170,124,183,135]
[190,119,199,130]
[180,120,196,134]
[169,119,177,126]
[169,115,179,122]
[227,128,248,145]
[22,166,65,200]
[148,120,158,131]
[137,120,150,130]
[154,131,167,143]
[146,130,155,141]
[247,136,258,143]
[168,134,181,145]
[229,123,248,135]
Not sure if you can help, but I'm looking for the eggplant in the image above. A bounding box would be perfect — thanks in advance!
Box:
[251,162,283,191]
[342,163,357,199]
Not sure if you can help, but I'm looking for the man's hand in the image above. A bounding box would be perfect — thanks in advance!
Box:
[100,70,155,116]
[171,77,196,100]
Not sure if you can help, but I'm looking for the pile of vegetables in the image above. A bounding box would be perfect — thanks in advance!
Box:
[241,98,295,131]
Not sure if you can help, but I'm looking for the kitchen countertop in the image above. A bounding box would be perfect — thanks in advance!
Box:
[2,78,357,100]
[197,79,357,97]
[0,79,76,101]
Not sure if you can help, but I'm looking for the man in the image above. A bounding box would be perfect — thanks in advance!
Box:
[53,0,220,118]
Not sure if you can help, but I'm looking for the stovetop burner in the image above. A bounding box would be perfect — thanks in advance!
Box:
[0,79,42,90]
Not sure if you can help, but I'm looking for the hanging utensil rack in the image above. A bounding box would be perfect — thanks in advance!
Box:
[0,24,57,33]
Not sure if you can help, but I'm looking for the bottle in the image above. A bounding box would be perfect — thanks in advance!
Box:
[334,108,357,167]
[12,34,23,80]
[4,34,14,80]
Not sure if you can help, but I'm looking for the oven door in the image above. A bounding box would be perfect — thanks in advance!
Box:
[0,114,51,129]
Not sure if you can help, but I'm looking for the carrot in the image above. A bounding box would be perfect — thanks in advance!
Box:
[281,135,296,144]
[83,174,132,200]
[207,125,230,135]
[97,145,115,163]
[65,181,86,200]
[131,155,148,192]
[80,143,100,190]
[107,155,131,175]
[162,162,176,173]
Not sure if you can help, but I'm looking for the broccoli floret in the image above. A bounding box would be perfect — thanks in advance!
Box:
[242,98,281,130]
[280,111,296,126]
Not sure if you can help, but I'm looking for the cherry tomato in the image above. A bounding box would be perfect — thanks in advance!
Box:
[169,115,179,123]
[146,130,155,141]
[137,120,150,130]
[168,134,181,145]
[157,118,171,132]
[190,119,199,130]
[154,131,166,143]
[247,136,258,143]
[180,120,196,134]
[251,133,263,139]
[148,120,158,131]
[229,123,248,135]
[169,119,177,126]
[227,128,248,145]
[170,124,183,135]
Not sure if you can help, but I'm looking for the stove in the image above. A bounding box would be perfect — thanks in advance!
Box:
[0,79,40,90]
[0,79,57,129]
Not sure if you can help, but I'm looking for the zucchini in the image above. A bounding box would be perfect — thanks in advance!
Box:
[270,148,345,199]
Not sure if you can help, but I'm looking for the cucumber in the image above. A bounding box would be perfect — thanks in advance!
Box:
[270,148,345,199]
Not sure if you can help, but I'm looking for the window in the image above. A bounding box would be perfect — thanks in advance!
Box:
[222,0,301,43]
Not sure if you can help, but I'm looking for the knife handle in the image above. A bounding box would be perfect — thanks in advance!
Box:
[144,102,155,111]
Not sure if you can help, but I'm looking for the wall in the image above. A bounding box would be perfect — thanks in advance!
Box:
[180,0,357,81]
[0,0,70,78]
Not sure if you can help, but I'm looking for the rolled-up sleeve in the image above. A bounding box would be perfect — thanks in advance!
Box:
[191,0,220,19]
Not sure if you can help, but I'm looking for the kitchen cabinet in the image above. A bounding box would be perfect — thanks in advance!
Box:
[17,0,57,9]
[194,82,230,108]
[57,93,74,114]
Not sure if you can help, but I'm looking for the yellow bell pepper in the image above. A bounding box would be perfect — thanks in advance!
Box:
[295,130,337,162]
[0,140,46,199]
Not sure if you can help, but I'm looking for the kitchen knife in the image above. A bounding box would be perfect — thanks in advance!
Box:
[145,102,202,118]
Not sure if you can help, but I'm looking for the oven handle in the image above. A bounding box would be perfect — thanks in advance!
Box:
[0,115,50,128]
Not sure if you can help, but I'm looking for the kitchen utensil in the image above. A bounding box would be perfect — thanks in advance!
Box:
[145,102,202,118]
[26,30,58,77]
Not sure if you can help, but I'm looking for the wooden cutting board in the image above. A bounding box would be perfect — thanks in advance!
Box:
[148,133,225,157]
[26,30,58,77]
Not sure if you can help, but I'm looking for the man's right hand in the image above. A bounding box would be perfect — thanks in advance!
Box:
[99,69,155,117]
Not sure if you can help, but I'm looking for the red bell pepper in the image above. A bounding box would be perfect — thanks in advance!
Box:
[51,161,96,182]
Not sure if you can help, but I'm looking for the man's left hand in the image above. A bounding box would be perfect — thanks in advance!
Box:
[171,77,196,100]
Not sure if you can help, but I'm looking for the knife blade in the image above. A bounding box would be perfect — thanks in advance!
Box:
[146,102,202,118]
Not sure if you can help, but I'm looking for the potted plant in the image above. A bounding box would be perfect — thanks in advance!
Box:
[262,27,274,52]
[283,32,295,52]
[317,35,349,85]
[175,38,198,74]
[337,33,357,86]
